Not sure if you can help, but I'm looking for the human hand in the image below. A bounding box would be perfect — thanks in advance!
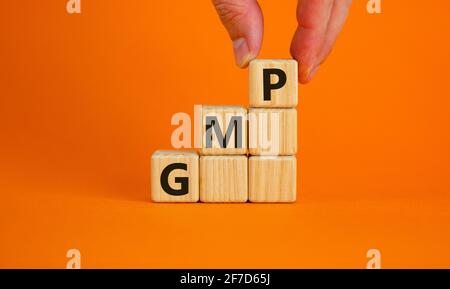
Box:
[212,0,352,83]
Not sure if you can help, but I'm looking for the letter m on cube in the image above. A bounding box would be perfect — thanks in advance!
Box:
[200,106,247,155]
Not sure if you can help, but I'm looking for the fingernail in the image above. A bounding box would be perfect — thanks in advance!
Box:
[306,65,320,82]
[233,38,254,68]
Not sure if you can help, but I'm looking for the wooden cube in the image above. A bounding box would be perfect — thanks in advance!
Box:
[200,156,248,202]
[249,156,297,202]
[249,59,298,108]
[200,106,247,155]
[151,150,199,202]
[248,108,297,155]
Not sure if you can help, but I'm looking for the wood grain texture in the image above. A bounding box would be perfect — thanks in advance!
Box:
[249,156,297,202]
[151,150,199,202]
[248,108,297,155]
[200,156,248,202]
[200,105,247,155]
[249,59,298,108]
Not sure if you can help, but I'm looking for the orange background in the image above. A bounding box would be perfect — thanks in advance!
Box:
[1,1,450,268]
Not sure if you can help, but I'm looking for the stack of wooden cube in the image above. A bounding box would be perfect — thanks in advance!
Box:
[151,59,298,203]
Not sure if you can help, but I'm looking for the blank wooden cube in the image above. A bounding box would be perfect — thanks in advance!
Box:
[249,156,297,202]
[249,59,298,108]
[200,156,248,202]
[200,106,247,155]
[248,108,297,155]
[151,150,199,202]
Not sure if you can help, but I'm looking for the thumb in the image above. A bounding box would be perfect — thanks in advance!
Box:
[213,0,263,67]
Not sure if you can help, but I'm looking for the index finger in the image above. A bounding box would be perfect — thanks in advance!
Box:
[290,0,334,83]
